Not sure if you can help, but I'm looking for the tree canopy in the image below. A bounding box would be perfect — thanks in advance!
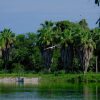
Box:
[0,19,100,74]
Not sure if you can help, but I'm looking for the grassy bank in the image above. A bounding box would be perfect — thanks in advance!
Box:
[38,73,100,89]
[0,73,100,90]
[0,73,100,83]
[40,73,100,82]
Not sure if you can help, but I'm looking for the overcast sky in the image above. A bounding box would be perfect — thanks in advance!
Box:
[0,0,100,33]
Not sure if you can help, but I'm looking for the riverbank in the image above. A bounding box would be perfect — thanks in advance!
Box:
[0,77,39,85]
[0,73,100,85]
[40,73,100,83]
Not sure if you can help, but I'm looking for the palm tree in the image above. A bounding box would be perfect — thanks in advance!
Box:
[74,26,95,73]
[55,21,74,72]
[0,28,15,69]
[79,19,89,29]
[37,21,54,70]
[60,30,74,72]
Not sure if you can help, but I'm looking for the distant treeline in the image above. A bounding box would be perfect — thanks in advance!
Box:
[0,19,100,74]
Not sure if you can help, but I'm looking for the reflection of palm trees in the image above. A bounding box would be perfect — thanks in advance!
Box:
[96,85,99,100]
[83,84,99,100]
[83,84,93,100]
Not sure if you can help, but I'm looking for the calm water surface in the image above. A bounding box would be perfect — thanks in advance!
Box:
[0,83,100,100]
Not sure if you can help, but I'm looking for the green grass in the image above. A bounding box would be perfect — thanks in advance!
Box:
[0,72,100,83]
[38,73,100,89]
[0,73,39,78]
[1,72,100,90]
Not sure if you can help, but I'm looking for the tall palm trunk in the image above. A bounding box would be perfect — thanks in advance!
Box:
[41,48,53,70]
[76,46,93,73]
[97,56,100,71]
[2,49,7,70]
[2,47,10,70]
[61,44,73,72]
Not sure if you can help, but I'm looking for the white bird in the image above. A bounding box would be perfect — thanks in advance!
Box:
[44,44,60,50]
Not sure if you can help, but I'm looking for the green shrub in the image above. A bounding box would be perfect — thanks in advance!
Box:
[12,63,24,74]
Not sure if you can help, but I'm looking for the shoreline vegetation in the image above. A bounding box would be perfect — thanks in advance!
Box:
[0,19,100,75]
[0,73,100,85]
[0,19,100,82]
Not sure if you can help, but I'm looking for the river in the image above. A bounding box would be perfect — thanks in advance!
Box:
[0,82,100,100]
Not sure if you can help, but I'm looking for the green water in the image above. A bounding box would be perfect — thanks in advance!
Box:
[0,83,100,100]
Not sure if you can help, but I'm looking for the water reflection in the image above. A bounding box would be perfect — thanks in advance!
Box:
[0,82,100,100]
[83,84,100,100]
[84,84,94,100]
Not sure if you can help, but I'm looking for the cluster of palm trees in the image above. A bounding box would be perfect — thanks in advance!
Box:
[0,19,100,73]
[38,19,100,73]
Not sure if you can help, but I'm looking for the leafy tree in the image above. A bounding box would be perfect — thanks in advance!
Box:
[11,33,40,72]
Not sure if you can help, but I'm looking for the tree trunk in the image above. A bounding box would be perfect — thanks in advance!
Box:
[96,56,98,73]
[41,48,53,70]
[77,46,93,74]
[61,45,73,72]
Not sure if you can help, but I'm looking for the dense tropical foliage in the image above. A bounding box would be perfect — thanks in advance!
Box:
[0,19,100,74]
